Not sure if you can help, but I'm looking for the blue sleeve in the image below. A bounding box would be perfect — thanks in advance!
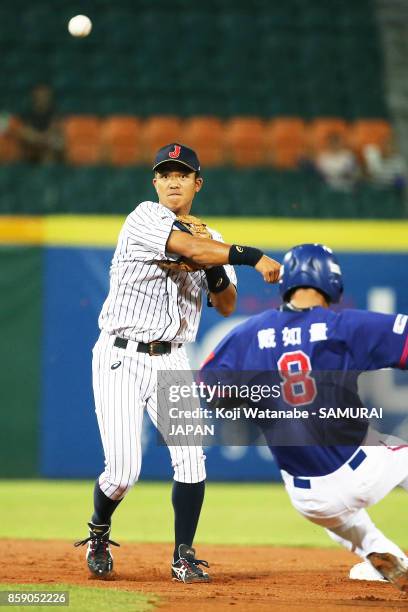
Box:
[201,313,265,370]
[199,327,245,398]
[337,310,408,370]
[201,327,242,371]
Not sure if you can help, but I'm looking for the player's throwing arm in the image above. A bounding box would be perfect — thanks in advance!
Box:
[166,230,281,284]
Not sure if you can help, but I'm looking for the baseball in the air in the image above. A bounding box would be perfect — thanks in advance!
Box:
[68,15,92,38]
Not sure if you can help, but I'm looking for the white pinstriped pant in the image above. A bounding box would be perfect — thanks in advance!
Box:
[92,331,206,501]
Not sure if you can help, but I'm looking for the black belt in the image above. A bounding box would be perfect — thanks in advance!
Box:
[114,336,180,356]
[293,449,367,489]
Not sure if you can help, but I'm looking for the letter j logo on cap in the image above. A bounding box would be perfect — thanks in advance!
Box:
[169,145,181,159]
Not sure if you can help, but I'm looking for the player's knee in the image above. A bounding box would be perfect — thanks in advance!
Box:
[126,469,141,489]
[172,449,206,483]
[108,479,138,499]
[101,469,141,499]
[117,470,141,496]
[114,483,132,499]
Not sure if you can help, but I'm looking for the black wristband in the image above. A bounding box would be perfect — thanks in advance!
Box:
[205,266,231,293]
[228,245,264,266]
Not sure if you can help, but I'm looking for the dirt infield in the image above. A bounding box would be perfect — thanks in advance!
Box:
[1,540,408,611]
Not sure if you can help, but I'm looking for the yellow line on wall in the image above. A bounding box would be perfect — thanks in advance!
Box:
[0,215,407,251]
[212,218,408,251]
[44,216,124,247]
[0,216,44,245]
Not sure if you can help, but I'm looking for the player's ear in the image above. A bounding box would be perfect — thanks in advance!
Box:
[152,176,158,192]
[195,176,203,192]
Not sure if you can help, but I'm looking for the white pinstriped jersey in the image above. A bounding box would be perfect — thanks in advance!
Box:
[99,200,237,344]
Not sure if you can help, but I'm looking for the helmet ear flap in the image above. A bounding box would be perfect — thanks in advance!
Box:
[328,274,344,304]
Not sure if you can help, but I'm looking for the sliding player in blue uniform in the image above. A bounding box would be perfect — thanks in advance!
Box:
[202,243,408,592]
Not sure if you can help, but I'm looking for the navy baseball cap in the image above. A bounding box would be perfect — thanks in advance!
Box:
[153,143,201,172]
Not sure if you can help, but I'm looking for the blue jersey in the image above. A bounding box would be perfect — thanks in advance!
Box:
[202,305,408,477]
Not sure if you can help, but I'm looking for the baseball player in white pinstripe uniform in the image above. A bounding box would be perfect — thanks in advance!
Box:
[75,143,281,582]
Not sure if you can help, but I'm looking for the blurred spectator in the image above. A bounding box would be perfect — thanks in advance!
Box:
[18,84,64,163]
[363,136,406,191]
[315,132,359,192]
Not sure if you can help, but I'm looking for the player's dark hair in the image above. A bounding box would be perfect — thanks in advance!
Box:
[154,163,200,178]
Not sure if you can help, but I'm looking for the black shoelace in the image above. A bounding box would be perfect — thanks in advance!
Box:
[74,535,120,549]
[181,556,209,571]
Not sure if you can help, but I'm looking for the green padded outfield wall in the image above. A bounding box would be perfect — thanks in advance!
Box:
[0,247,42,476]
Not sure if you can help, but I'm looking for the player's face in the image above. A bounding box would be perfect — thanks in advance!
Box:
[153,166,203,215]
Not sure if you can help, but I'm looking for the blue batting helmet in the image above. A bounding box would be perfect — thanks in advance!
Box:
[279,243,344,303]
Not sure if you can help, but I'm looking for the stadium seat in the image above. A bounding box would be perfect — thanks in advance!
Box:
[100,116,142,166]
[307,118,349,154]
[140,116,184,162]
[224,118,266,167]
[0,116,23,163]
[63,116,102,165]
[264,118,307,168]
[182,117,225,167]
[0,2,388,119]
[348,119,391,155]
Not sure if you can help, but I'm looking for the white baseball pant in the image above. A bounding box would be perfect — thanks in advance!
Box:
[92,331,206,501]
[281,431,408,560]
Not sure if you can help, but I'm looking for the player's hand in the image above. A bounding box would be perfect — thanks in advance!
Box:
[255,255,281,283]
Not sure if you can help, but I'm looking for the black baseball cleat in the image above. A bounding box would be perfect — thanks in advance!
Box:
[367,552,408,592]
[74,522,120,579]
[171,544,211,583]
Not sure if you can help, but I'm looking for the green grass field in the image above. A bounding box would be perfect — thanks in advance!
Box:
[0,584,157,612]
[1,480,407,547]
[1,481,406,611]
